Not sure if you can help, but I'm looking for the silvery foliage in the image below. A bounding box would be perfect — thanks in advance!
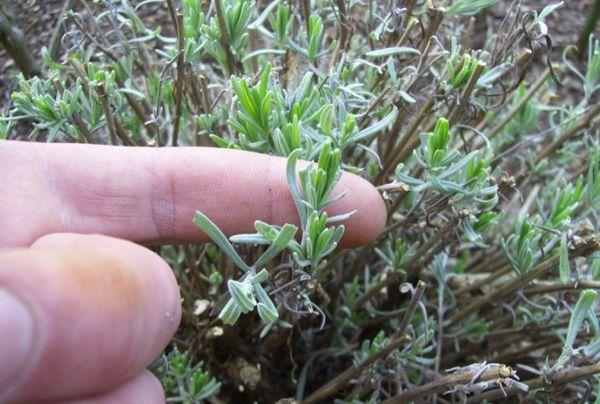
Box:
[194,142,352,326]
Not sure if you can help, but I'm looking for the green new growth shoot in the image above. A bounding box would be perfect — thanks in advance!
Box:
[194,141,351,326]
[446,0,501,16]
[557,290,599,366]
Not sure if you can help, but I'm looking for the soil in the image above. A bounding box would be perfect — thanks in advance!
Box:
[0,0,169,111]
[0,0,65,107]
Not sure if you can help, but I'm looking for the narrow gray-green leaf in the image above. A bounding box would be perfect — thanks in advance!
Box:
[230,234,272,245]
[251,268,269,284]
[365,47,420,58]
[228,280,256,313]
[248,0,281,29]
[353,107,398,142]
[257,303,279,324]
[477,62,512,87]
[559,233,570,283]
[286,149,307,227]
[254,223,298,269]
[218,298,242,325]
[194,211,251,272]
[398,90,416,104]
[255,283,278,324]
[242,49,287,62]
[326,210,356,224]
[560,289,598,361]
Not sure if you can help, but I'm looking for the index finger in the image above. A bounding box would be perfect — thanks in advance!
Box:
[0,141,386,248]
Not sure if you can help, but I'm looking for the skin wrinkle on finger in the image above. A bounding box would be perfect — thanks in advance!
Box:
[0,142,387,248]
[0,235,181,402]
[148,151,177,241]
[32,142,73,235]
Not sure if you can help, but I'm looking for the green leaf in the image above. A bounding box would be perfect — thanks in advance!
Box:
[230,234,271,245]
[254,223,298,269]
[559,233,570,283]
[193,211,251,272]
[247,0,281,29]
[209,134,235,148]
[365,47,421,58]
[241,49,286,62]
[257,303,278,324]
[560,290,598,362]
[250,268,269,284]
[446,0,501,17]
[228,280,256,313]
[255,283,278,324]
[353,107,398,142]
[218,298,242,325]
[287,149,307,226]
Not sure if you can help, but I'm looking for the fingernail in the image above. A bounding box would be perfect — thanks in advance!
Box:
[0,289,34,391]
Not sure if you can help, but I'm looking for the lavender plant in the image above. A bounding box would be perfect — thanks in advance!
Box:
[2,0,599,402]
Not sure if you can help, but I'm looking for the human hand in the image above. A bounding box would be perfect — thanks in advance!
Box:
[0,141,386,403]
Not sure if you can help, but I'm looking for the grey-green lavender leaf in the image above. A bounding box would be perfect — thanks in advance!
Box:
[255,283,278,324]
[218,298,242,325]
[287,149,307,226]
[228,279,257,313]
[365,47,421,58]
[559,289,598,362]
[253,223,298,269]
[194,211,251,272]
[559,233,570,283]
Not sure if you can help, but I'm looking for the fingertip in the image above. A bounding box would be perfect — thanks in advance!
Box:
[333,172,387,248]
[32,233,182,337]
[0,234,181,401]
[31,233,182,337]
[64,371,165,404]
[30,232,83,248]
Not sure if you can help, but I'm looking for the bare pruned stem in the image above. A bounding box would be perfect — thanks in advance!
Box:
[214,0,238,74]
[468,362,600,402]
[419,7,444,52]
[395,280,426,337]
[449,235,600,326]
[96,83,118,145]
[533,103,600,165]
[376,182,410,195]
[114,118,136,146]
[511,102,600,186]
[70,111,93,143]
[0,10,40,77]
[353,215,461,310]
[576,0,600,59]
[48,0,77,61]
[303,335,411,403]
[377,92,437,184]
[382,363,515,403]
[115,76,156,142]
[300,0,311,32]
[166,1,185,147]
[476,68,549,142]
[96,82,136,146]
[454,263,511,297]
[334,0,352,51]
[523,280,600,296]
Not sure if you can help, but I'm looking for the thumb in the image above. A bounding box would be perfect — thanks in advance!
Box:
[0,233,181,402]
